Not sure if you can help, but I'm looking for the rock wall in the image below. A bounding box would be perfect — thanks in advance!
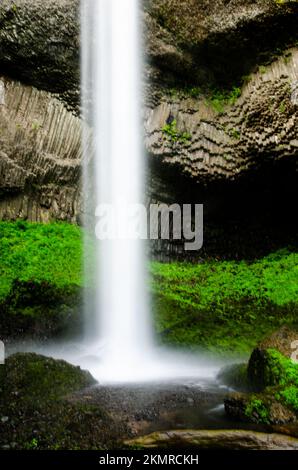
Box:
[0,77,83,222]
[0,0,297,258]
[145,49,298,182]
[0,0,80,111]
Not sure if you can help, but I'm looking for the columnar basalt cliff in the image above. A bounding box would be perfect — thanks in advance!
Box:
[145,50,298,182]
[0,77,83,222]
[0,0,297,255]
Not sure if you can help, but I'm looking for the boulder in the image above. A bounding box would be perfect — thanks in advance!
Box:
[223,329,298,427]
[0,353,127,449]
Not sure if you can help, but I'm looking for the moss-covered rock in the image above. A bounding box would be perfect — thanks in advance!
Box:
[0,353,95,402]
[225,391,297,425]
[0,353,126,449]
[224,330,298,427]
[248,327,298,391]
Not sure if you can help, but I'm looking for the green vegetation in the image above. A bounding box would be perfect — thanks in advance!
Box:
[280,386,298,412]
[207,86,242,114]
[0,221,83,302]
[167,86,202,99]
[245,398,270,424]
[0,353,95,402]
[0,221,86,335]
[259,65,267,74]
[242,349,298,423]
[230,128,241,140]
[0,222,297,354]
[151,249,298,354]
[262,349,298,387]
[162,119,192,144]
[279,100,286,113]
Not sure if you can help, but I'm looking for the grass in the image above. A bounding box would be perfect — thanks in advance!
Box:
[0,221,297,354]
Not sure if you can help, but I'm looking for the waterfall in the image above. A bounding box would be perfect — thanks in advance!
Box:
[81,0,153,380]
[78,0,221,383]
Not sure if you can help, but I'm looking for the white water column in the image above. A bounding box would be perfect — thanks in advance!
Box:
[81,0,153,380]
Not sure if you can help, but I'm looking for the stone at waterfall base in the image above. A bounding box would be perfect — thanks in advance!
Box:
[0,353,128,450]
[219,327,298,431]
[125,429,298,450]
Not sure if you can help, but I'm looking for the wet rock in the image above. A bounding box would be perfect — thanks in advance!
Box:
[224,392,248,422]
[224,392,297,426]
[126,429,298,450]
[0,353,126,449]
[0,353,96,402]
[223,331,298,428]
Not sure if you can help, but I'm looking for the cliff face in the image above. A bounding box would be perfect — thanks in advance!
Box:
[0,77,82,222]
[146,50,298,182]
[0,0,297,244]
[0,0,80,111]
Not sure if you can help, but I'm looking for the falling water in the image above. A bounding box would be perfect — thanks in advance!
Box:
[81,0,153,380]
[77,0,222,382]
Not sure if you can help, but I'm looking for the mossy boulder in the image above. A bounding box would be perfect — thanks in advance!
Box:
[225,392,297,426]
[224,329,298,427]
[0,353,126,449]
[0,353,95,403]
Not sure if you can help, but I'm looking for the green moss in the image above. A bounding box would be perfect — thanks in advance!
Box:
[263,349,298,387]
[279,100,286,113]
[245,398,270,425]
[243,348,298,423]
[167,86,202,99]
[230,128,241,139]
[206,86,242,114]
[151,249,298,354]
[280,386,298,412]
[259,65,267,74]
[0,353,95,402]
[0,221,90,335]
[0,353,125,450]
